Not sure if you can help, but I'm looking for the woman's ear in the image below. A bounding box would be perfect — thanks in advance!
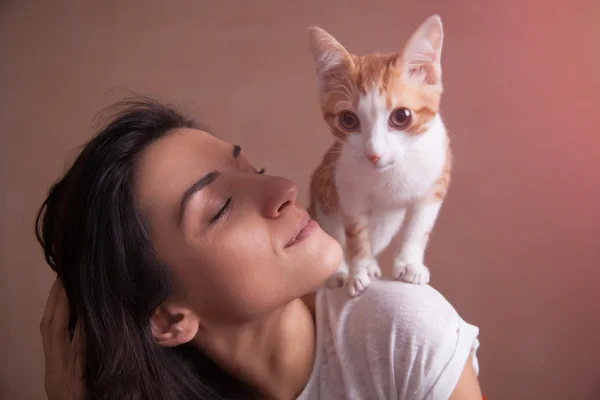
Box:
[150,304,200,347]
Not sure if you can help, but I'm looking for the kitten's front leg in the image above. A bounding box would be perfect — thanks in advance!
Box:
[325,260,349,289]
[343,212,381,296]
[392,200,442,285]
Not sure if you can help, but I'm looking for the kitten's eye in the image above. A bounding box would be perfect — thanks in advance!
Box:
[338,111,360,131]
[389,108,412,129]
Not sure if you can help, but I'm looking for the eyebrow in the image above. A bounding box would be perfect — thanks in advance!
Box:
[177,144,241,226]
[178,171,219,225]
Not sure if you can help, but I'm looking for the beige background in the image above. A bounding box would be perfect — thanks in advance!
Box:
[2,0,600,399]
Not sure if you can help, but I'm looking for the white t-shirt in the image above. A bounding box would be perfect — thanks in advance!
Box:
[296,280,480,400]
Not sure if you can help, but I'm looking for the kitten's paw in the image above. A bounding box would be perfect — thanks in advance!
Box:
[392,260,430,285]
[326,270,349,289]
[365,262,382,279]
[347,269,371,297]
[347,259,381,297]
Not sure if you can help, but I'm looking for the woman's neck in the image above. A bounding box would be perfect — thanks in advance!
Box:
[193,296,317,399]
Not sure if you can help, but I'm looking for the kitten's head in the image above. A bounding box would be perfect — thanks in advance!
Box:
[309,15,444,169]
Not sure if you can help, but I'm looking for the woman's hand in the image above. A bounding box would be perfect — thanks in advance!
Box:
[40,278,84,400]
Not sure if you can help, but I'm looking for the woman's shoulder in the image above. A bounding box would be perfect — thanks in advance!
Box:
[312,279,481,400]
[317,279,481,374]
[319,279,463,331]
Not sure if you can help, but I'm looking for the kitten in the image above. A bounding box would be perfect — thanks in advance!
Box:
[307,15,451,297]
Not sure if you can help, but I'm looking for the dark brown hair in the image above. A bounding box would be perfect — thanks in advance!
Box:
[35,97,256,400]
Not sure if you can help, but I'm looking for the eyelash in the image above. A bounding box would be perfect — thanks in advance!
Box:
[211,197,232,223]
[211,168,265,223]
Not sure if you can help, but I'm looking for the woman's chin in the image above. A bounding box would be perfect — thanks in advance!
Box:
[290,229,343,294]
[315,236,344,279]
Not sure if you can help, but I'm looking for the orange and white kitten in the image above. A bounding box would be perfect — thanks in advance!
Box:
[307,15,451,297]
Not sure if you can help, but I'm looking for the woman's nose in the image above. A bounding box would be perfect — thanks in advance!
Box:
[262,177,298,218]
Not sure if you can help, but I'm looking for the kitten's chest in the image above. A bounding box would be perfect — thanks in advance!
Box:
[336,147,445,209]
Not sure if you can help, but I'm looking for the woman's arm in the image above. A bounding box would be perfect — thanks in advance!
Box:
[449,356,483,400]
[40,278,84,400]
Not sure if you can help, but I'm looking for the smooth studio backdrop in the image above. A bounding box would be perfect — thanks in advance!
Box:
[1,1,599,399]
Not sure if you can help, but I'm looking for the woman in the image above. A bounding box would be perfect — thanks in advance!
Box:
[37,97,482,400]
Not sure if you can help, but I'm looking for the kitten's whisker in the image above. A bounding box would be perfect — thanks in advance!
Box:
[331,79,354,100]
[446,128,459,141]
[341,76,357,97]
[313,160,336,180]
[329,87,353,101]
[317,160,339,211]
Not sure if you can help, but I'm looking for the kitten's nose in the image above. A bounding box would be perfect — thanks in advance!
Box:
[366,153,381,165]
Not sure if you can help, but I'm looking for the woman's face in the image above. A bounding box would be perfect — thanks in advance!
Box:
[134,128,342,324]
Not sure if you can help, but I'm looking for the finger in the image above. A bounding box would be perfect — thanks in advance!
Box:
[69,323,85,398]
[70,322,85,378]
[40,278,62,335]
[46,280,71,374]
[50,279,71,353]
[40,278,63,352]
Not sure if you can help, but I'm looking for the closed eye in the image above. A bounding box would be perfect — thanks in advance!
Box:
[211,197,232,223]
[209,168,263,224]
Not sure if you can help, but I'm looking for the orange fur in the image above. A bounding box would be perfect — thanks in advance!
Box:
[433,144,452,201]
[343,216,372,259]
[308,141,342,217]
[310,53,449,217]
[308,15,450,291]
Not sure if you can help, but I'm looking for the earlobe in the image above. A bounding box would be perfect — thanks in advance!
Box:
[150,305,200,347]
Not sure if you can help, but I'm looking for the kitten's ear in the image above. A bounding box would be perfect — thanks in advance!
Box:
[308,27,353,89]
[402,15,444,84]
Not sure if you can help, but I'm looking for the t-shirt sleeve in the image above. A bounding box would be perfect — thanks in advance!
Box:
[348,281,480,400]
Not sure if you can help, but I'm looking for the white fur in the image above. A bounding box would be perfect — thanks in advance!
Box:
[320,87,448,295]
[310,16,446,296]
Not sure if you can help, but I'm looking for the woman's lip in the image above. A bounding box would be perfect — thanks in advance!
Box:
[285,217,319,248]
